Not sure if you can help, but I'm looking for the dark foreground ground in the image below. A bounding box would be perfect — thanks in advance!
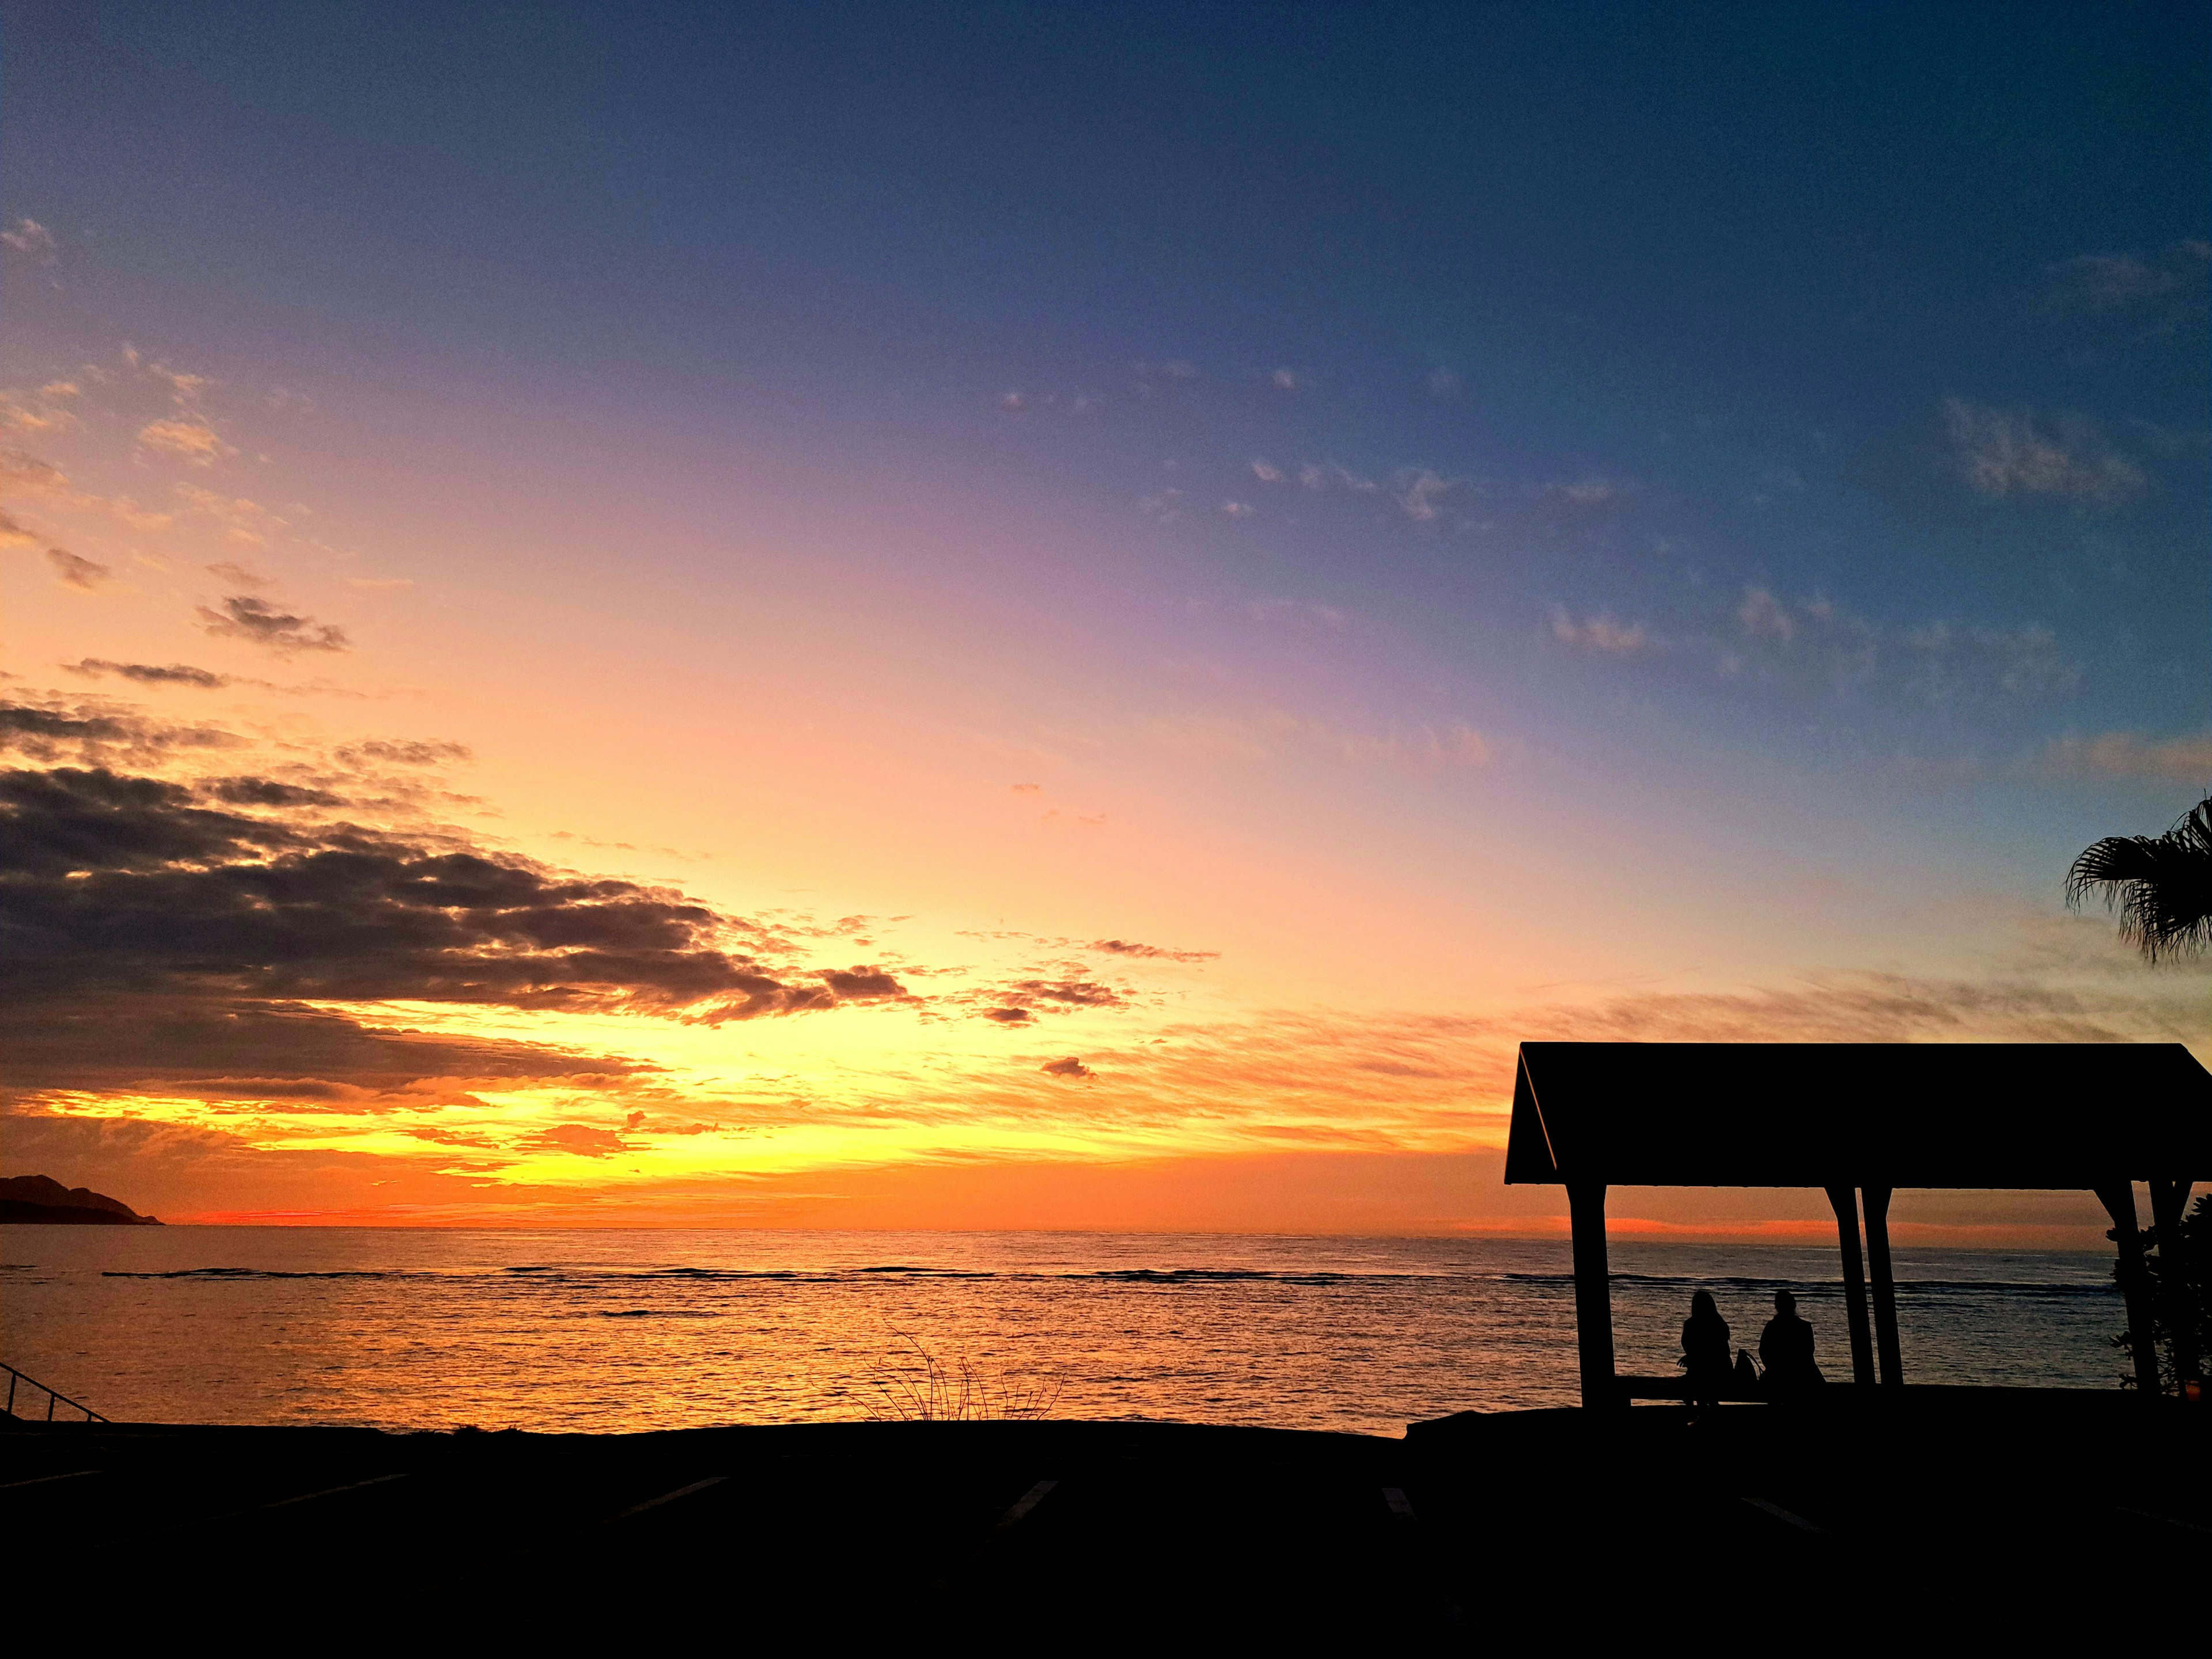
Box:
[4,1391,2203,1646]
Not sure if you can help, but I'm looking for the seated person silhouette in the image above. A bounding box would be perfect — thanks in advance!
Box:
[1680,1288,1732,1406]
[1758,1289,1824,1397]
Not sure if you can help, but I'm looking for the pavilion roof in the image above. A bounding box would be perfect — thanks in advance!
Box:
[1502,1042,2212,1188]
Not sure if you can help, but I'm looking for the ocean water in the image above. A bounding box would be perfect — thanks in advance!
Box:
[0,1228,2127,1435]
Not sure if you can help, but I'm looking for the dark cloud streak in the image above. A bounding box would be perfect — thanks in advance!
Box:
[196,594,349,655]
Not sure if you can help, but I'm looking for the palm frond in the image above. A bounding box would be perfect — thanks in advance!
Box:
[2066,796,2212,961]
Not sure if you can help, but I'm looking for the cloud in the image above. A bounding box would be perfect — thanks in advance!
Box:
[181,487,287,547]
[1147,709,1496,772]
[983,1007,1033,1024]
[819,967,911,1002]
[1549,607,1652,654]
[205,560,270,588]
[46,547,112,590]
[204,776,347,808]
[1040,1056,1092,1080]
[997,977,1126,1011]
[1092,939,1217,963]
[0,752,917,1100]
[137,418,236,467]
[0,449,65,493]
[1250,459,1284,483]
[66,660,231,689]
[2044,240,2209,327]
[0,697,244,763]
[334,738,471,767]
[1547,477,1621,507]
[1725,589,2077,703]
[1425,368,1463,398]
[1393,468,1458,522]
[2,218,57,259]
[1222,500,1255,518]
[1294,461,1378,493]
[0,997,648,1098]
[1736,586,1796,642]
[519,1124,633,1158]
[1246,599,1347,631]
[124,349,211,407]
[2033,730,2212,783]
[196,595,350,655]
[1942,399,2146,506]
[0,510,38,549]
[1270,368,1300,391]
[1,393,78,435]
[1563,586,2082,711]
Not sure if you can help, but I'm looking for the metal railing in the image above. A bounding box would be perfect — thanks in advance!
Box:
[2,1362,109,1423]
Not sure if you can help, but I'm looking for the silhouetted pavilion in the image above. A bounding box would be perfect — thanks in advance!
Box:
[1503,1042,2212,1404]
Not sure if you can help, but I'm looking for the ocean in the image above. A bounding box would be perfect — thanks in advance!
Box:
[0,1228,2127,1434]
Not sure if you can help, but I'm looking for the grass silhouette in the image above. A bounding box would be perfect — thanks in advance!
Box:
[861,1334,1063,1422]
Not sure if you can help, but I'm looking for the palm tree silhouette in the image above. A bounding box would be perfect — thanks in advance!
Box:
[2065,794,2212,963]
[2066,791,2210,1395]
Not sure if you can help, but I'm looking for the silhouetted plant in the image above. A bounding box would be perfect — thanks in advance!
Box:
[862,1334,1063,1422]
[2065,796,2212,962]
[2113,1193,2208,1394]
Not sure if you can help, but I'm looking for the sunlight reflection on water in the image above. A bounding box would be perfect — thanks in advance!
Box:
[1,1228,2123,1434]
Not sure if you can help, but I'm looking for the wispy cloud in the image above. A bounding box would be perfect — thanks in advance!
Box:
[138,417,237,467]
[1092,938,1217,963]
[180,486,287,547]
[1554,586,2081,709]
[1,218,57,260]
[1392,468,1459,522]
[2033,729,2212,783]
[0,449,65,493]
[66,660,233,689]
[334,738,470,767]
[1546,476,1623,507]
[1548,607,1652,654]
[1146,708,1496,771]
[1942,399,2146,506]
[1424,367,1463,398]
[0,392,79,436]
[196,595,350,655]
[1736,586,1795,642]
[46,547,112,590]
[2044,239,2209,328]
[0,695,243,763]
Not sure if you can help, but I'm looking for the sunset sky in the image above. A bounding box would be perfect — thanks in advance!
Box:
[3,2,2205,1241]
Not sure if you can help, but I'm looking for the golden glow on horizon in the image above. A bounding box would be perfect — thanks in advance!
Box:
[1,349,2200,1244]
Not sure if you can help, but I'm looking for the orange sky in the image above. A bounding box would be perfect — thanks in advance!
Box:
[2,348,2200,1247]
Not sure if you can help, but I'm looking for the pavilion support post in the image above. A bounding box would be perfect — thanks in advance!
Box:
[1862,1185,1903,1388]
[1825,1184,1876,1387]
[1566,1179,1619,1409]
[2149,1180,2197,1388]
[2094,1183,2163,1396]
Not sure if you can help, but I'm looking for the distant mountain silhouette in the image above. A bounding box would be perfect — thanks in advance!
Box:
[0,1174,162,1225]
